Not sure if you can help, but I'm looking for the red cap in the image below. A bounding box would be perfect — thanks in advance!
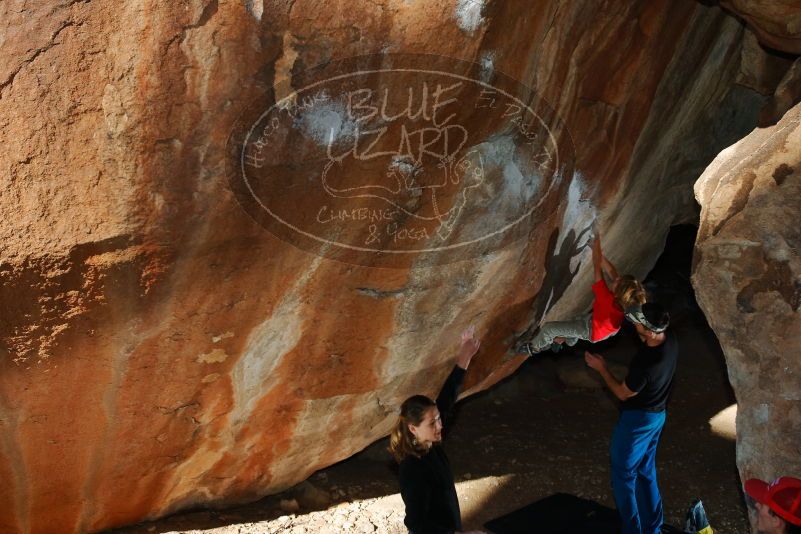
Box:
[745,477,801,526]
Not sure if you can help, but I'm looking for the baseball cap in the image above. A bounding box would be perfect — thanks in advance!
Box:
[745,476,801,526]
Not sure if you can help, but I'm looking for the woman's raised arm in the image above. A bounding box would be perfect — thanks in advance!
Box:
[436,327,480,420]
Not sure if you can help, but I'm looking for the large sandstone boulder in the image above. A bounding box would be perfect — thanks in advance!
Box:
[0,1,785,531]
[693,101,801,527]
[721,0,801,54]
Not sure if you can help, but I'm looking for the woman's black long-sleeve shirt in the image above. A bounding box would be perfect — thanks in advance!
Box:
[398,365,466,534]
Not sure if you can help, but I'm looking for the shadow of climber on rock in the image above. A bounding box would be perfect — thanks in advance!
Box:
[518,223,592,342]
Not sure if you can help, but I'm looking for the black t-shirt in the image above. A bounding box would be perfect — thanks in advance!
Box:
[398,366,465,534]
[621,331,678,412]
[399,444,461,534]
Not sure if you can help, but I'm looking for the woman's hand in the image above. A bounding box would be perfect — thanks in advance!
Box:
[456,326,480,369]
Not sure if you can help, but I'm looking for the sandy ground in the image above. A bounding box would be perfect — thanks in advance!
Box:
[111,308,748,534]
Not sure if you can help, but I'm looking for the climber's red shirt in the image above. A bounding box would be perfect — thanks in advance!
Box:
[590,279,624,341]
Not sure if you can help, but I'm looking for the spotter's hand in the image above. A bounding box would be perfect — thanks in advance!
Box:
[584,351,606,372]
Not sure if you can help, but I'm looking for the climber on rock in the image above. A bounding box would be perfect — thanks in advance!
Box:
[514,225,646,357]
[389,326,486,534]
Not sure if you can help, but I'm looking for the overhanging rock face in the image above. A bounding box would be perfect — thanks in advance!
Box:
[693,101,801,505]
[0,1,775,532]
[721,0,801,54]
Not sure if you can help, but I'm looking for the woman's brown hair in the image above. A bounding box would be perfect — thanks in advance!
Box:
[614,275,646,309]
[389,395,436,462]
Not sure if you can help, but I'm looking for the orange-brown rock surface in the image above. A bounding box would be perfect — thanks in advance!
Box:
[721,0,801,54]
[0,1,785,532]
[693,100,801,532]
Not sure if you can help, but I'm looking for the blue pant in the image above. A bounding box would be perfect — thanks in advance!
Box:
[610,409,666,534]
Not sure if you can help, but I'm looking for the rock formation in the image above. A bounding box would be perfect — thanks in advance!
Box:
[693,101,801,525]
[721,0,801,54]
[0,1,790,532]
